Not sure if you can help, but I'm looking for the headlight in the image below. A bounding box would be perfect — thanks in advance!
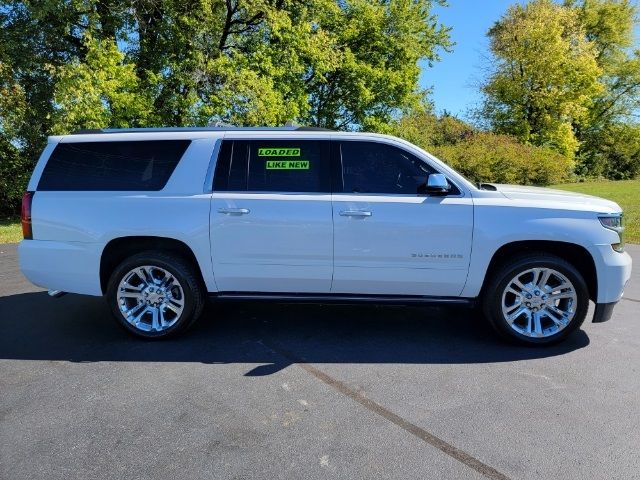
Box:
[598,214,625,252]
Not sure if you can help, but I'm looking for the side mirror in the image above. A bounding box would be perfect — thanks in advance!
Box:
[423,173,451,195]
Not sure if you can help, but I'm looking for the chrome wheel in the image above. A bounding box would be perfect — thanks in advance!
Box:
[501,267,577,338]
[117,265,185,332]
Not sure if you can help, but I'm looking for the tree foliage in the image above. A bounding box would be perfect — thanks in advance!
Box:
[1,0,451,133]
[574,0,640,128]
[392,112,573,185]
[392,110,474,147]
[0,0,451,215]
[480,0,640,180]
[578,122,640,179]
[433,132,573,186]
[480,0,603,158]
[52,36,153,133]
[571,0,640,178]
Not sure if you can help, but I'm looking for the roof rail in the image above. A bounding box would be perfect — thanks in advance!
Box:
[70,125,335,134]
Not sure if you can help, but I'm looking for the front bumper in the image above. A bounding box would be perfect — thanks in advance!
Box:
[589,245,632,304]
[587,244,632,323]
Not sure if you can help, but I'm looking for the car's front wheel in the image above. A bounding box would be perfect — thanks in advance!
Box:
[483,253,589,345]
[106,251,205,339]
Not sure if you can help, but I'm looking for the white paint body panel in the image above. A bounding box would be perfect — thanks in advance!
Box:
[18,129,631,309]
[331,194,473,295]
[210,193,333,292]
[20,136,220,295]
[460,191,631,303]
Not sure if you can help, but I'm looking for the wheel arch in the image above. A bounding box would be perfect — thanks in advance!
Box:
[100,236,206,294]
[479,240,597,302]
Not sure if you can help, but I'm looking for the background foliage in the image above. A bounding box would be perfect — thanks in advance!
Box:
[0,0,451,214]
[392,112,573,185]
[479,0,640,179]
[0,0,639,217]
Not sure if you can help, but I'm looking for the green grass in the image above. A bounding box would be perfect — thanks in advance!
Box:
[0,217,22,244]
[552,179,640,244]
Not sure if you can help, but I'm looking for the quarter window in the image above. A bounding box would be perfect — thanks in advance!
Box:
[38,140,191,191]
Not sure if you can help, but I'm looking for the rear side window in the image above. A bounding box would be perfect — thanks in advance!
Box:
[213,139,330,193]
[38,140,191,191]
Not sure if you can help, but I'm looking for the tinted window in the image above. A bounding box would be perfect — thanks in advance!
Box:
[38,140,191,191]
[339,141,436,195]
[214,140,330,193]
[212,140,232,191]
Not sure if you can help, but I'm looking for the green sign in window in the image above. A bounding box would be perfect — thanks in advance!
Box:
[266,160,310,170]
[258,148,301,157]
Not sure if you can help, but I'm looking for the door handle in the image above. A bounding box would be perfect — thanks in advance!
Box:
[218,207,250,215]
[339,210,372,217]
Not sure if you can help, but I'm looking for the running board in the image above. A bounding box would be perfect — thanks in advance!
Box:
[209,292,475,307]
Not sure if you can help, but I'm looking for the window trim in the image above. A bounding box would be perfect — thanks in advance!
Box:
[204,138,222,193]
[334,138,464,198]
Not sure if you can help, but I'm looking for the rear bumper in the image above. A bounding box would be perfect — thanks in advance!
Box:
[18,240,103,296]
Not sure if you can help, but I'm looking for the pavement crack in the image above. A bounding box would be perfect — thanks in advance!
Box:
[260,338,512,480]
[622,297,640,303]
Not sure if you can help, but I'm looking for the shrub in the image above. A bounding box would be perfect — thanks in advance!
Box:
[577,123,640,180]
[430,132,573,186]
[0,139,31,217]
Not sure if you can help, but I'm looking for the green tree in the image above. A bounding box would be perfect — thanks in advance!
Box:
[392,111,474,148]
[0,51,29,215]
[52,36,152,133]
[0,0,452,216]
[480,0,603,158]
[570,0,640,178]
[305,0,451,130]
[1,0,450,131]
[579,122,640,179]
[574,0,640,128]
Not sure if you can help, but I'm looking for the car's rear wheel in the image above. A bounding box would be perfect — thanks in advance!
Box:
[106,251,205,339]
[483,253,589,345]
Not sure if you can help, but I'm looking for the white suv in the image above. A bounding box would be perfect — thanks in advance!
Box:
[18,126,632,344]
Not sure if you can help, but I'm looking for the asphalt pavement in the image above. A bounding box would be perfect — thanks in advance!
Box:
[0,243,638,480]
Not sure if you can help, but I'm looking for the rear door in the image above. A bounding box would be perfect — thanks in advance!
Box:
[331,138,473,296]
[210,137,333,293]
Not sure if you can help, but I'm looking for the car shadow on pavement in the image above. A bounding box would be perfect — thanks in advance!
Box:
[0,292,590,374]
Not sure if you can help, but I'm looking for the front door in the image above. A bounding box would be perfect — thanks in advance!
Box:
[331,139,473,296]
[210,137,333,293]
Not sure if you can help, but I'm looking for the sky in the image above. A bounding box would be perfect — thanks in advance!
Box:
[419,0,522,119]
[423,1,640,119]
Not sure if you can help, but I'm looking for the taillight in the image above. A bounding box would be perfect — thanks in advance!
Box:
[21,191,34,240]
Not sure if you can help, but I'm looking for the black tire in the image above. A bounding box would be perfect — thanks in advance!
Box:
[106,251,205,339]
[482,252,589,345]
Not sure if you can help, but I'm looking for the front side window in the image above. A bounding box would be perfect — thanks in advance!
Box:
[38,140,191,191]
[214,139,330,193]
[339,141,437,195]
